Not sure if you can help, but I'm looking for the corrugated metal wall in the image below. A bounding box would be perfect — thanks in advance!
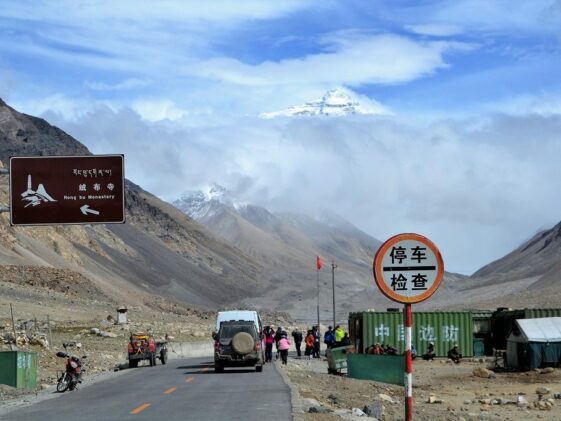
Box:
[523,309,561,319]
[351,311,474,357]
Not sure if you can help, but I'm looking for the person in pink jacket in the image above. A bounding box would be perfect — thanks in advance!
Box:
[263,326,275,363]
[277,331,291,365]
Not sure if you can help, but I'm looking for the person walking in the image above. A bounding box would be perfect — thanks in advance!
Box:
[324,326,335,351]
[263,326,275,363]
[291,328,303,357]
[278,330,291,365]
[304,330,314,359]
[274,326,283,360]
[312,325,320,358]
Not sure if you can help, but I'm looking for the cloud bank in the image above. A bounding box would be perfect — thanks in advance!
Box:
[48,107,561,276]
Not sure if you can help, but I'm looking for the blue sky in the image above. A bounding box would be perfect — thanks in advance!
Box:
[1,1,561,275]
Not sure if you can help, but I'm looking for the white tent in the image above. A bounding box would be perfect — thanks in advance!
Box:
[507,317,561,370]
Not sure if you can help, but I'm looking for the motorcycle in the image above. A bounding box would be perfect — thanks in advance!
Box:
[56,343,87,393]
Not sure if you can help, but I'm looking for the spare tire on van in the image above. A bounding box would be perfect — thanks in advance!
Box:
[232,332,254,355]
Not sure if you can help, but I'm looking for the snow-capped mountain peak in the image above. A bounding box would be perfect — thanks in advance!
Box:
[260,88,389,119]
[207,183,227,201]
[174,184,250,220]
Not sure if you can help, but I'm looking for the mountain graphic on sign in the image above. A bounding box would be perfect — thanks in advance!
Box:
[21,174,56,207]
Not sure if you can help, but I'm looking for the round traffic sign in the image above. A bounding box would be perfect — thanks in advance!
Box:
[373,233,444,304]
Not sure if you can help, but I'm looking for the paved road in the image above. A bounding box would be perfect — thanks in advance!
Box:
[2,357,292,421]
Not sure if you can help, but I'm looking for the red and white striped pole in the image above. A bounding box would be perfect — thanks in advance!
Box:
[404,303,413,421]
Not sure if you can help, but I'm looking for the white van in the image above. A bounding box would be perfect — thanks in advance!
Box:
[215,310,262,335]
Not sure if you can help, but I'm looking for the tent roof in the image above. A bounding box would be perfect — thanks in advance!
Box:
[515,317,561,343]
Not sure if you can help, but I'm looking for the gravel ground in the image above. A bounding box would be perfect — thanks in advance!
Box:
[280,353,561,420]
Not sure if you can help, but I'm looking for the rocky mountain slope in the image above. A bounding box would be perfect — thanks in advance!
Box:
[1,97,560,319]
[0,99,264,312]
[174,185,386,319]
[452,221,561,309]
[172,186,484,318]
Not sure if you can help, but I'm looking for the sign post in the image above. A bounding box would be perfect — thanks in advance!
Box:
[9,155,124,226]
[373,233,444,421]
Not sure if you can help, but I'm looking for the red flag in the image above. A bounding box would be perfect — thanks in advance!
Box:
[316,256,322,270]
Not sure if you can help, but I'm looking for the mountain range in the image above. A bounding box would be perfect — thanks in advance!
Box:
[173,185,383,320]
[1,96,560,320]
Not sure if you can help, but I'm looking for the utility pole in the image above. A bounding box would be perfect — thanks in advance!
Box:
[316,256,322,356]
[331,260,337,328]
[316,265,320,338]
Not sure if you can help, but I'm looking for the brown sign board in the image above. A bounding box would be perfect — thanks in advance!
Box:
[10,155,125,226]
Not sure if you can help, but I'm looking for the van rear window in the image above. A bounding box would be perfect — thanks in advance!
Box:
[219,324,255,339]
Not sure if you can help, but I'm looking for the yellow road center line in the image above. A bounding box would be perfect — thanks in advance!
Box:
[130,403,151,415]
[164,387,177,394]
[185,377,194,383]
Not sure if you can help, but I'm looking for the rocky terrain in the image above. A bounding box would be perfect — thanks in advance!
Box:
[3,96,561,321]
[174,185,383,320]
[0,98,267,313]
[2,96,561,420]
[283,356,561,420]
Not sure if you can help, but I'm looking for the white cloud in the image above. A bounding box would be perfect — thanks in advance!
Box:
[192,34,473,87]
[12,94,104,121]
[385,1,559,39]
[404,24,463,37]
[85,78,149,91]
[48,105,561,275]
[132,99,190,122]
[0,1,312,25]
[483,93,561,116]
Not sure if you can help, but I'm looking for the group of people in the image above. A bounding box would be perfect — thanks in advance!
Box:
[422,342,463,364]
[262,324,352,365]
[322,325,351,351]
[262,325,463,365]
[361,341,462,364]
[365,343,398,355]
[263,326,292,364]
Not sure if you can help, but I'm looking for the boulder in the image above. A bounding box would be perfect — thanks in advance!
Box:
[378,393,395,404]
[517,395,528,409]
[473,367,493,379]
[29,337,49,348]
[308,406,332,414]
[536,386,550,395]
[90,328,101,335]
[363,402,384,419]
[351,407,366,417]
[535,400,552,410]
